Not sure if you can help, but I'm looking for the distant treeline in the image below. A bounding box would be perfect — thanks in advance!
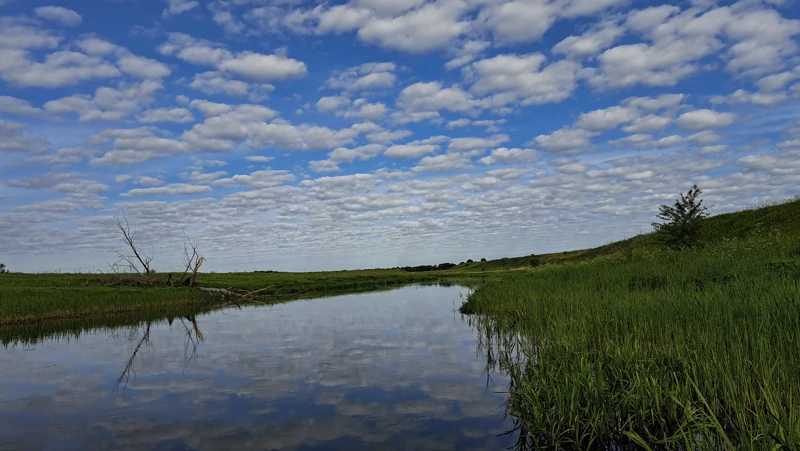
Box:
[400,263,458,272]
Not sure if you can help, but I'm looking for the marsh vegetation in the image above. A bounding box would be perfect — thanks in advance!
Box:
[462,196,800,449]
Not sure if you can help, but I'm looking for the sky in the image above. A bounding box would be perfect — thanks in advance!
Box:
[0,0,799,273]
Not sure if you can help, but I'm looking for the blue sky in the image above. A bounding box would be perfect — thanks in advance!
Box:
[1,0,799,273]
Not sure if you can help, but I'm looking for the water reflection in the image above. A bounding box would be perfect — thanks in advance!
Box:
[0,285,516,450]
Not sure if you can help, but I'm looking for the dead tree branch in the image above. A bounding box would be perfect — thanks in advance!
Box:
[179,232,205,287]
[110,212,153,285]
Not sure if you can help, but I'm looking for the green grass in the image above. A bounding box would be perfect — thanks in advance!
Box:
[0,267,499,326]
[460,197,800,449]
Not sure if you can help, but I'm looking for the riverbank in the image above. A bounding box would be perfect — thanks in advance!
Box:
[0,269,501,326]
[460,197,800,449]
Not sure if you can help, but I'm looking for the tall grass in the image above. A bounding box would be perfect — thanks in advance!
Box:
[463,227,800,449]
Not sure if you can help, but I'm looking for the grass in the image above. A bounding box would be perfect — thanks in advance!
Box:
[460,196,800,449]
[0,267,499,326]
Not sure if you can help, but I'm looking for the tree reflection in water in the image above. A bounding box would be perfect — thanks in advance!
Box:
[113,315,205,394]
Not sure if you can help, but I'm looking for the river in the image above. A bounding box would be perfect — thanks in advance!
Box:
[0,284,517,450]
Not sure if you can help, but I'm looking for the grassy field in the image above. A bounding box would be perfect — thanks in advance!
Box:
[461,197,800,449]
[0,267,499,326]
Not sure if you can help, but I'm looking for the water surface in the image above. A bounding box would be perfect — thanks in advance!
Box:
[0,285,515,450]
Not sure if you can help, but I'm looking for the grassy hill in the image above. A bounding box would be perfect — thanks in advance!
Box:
[454,195,800,272]
[459,195,800,449]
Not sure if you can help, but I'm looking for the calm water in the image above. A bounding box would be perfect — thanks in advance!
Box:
[0,285,516,450]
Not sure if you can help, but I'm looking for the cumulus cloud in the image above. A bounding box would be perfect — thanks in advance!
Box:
[384,143,439,159]
[218,52,308,81]
[139,107,195,123]
[0,120,51,154]
[479,147,538,165]
[121,183,211,197]
[467,53,581,106]
[324,62,397,91]
[533,127,594,153]
[163,0,199,18]
[575,106,638,132]
[677,109,736,130]
[34,6,83,27]
[0,96,43,116]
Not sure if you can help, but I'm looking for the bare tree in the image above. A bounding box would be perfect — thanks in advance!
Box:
[179,232,205,287]
[109,213,154,284]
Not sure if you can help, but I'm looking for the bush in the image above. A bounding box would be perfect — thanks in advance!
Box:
[481,258,487,262]
[652,184,709,249]
[529,256,540,267]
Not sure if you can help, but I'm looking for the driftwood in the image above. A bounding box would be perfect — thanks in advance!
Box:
[199,286,308,303]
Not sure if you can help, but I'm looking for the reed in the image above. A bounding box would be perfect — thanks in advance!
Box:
[462,202,800,449]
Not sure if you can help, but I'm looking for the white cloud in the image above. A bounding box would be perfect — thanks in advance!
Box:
[553,23,624,59]
[445,40,490,70]
[92,131,189,165]
[688,130,723,145]
[163,0,199,18]
[589,36,721,89]
[654,135,684,148]
[0,50,120,88]
[448,134,509,153]
[189,99,232,116]
[622,115,671,133]
[575,106,638,132]
[219,52,308,81]
[413,152,473,172]
[711,89,788,106]
[478,147,538,165]
[317,96,351,113]
[396,81,478,119]
[623,94,684,111]
[757,71,798,92]
[0,120,50,154]
[467,53,581,106]
[117,55,171,79]
[44,80,162,122]
[324,62,397,91]
[476,0,556,44]
[384,143,439,159]
[158,33,232,66]
[356,0,470,53]
[189,71,275,100]
[533,127,593,152]
[677,109,736,130]
[309,159,341,173]
[121,183,210,197]
[34,6,82,27]
[246,155,274,163]
[214,169,295,188]
[139,107,195,123]
[0,96,42,116]
[0,17,62,49]
[137,176,163,186]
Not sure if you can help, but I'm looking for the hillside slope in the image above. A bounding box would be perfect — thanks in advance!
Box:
[454,195,800,272]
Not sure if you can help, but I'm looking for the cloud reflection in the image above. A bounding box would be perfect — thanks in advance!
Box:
[0,285,514,450]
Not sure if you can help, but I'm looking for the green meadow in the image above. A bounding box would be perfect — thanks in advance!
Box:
[0,267,503,326]
[462,197,800,449]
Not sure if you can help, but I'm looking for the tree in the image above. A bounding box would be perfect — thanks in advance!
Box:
[110,213,154,284]
[0,263,6,274]
[652,184,709,249]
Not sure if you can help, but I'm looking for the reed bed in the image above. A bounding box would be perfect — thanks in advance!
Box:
[463,229,800,450]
